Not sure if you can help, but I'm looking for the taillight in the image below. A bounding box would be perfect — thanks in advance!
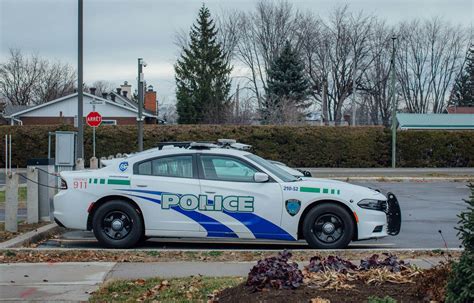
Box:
[60,178,68,190]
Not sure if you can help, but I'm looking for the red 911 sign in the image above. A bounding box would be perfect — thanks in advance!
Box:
[86,111,102,127]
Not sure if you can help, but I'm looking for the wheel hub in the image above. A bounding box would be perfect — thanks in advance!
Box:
[102,211,132,240]
[313,214,344,243]
[111,219,123,231]
[322,222,335,234]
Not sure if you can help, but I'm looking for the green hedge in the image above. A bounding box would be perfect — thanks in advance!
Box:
[0,125,473,168]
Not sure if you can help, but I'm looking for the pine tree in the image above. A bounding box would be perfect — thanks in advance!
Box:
[263,41,310,124]
[449,46,474,107]
[175,5,232,124]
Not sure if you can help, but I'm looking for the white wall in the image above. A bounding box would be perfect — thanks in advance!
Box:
[21,95,138,117]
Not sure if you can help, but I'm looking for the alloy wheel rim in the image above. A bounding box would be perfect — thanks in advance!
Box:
[102,210,132,240]
[313,213,344,243]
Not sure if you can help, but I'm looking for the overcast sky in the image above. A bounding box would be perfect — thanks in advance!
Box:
[1,0,473,104]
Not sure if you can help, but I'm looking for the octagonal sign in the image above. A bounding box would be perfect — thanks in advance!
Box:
[86,111,102,127]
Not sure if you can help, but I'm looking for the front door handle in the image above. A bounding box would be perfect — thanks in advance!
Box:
[205,191,216,194]
[136,184,148,188]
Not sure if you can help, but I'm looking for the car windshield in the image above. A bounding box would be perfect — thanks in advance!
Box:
[245,154,299,182]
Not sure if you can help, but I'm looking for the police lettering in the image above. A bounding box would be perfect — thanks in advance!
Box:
[161,194,254,212]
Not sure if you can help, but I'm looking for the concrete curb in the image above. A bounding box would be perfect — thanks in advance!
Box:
[0,223,61,248]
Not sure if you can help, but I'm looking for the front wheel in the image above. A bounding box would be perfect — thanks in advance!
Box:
[92,200,143,248]
[303,204,354,249]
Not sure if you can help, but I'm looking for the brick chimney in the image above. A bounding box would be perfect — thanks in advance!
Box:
[144,85,157,115]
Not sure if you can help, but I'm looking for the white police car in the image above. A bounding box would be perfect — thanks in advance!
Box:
[53,140,401,249]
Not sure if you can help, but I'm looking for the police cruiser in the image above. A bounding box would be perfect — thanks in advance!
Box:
[53,140,401,249]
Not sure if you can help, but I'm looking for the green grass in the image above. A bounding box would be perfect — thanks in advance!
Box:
[368,296,397,303]
[89,276,242,302]
[0,187,27,204]
[207,251,223,257]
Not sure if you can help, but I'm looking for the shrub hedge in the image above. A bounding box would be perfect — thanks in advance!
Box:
[0,125,472,168]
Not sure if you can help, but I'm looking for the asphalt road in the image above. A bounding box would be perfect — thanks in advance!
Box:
[32,181,470,250]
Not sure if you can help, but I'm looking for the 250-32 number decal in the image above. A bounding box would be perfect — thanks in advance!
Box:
[283,186,299,191]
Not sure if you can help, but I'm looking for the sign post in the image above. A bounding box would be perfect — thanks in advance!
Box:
[86,110,102,158]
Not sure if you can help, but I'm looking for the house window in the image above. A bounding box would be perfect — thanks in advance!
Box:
[101,120,117,125]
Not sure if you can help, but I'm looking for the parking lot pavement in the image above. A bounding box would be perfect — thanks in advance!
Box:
[36,181,469,250]
[0,262,115,302]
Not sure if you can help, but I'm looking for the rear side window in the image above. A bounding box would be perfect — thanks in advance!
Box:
[136,155,193,178]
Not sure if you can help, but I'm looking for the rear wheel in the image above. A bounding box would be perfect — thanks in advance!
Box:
[303,204,354,249]
[92,200,143,248]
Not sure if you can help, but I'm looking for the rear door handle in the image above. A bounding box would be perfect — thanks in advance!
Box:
[205,191,216,194]
[136,184,148,188]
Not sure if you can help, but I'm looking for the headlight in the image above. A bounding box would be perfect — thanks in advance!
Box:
[357,199,387,212]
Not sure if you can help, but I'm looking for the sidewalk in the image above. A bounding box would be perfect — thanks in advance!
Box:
[0,257,446,301]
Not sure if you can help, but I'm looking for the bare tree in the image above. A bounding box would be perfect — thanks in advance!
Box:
[35,61,76,104]
[233,0,301,109]
[358,21,393,126]
[90,80,114,96]
[0,49,76,105]
[0,49,44,105]
[396,18,467,113]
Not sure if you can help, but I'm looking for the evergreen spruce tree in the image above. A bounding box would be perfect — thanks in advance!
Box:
[175,5,232,124]
[263,41,310,124]
[449,46,474,107]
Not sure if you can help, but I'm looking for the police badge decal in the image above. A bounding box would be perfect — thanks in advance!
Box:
[285,199,301,216]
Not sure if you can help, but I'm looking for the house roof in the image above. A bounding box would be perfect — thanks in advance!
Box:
[446,106,474,114]
[5,92,157,118]
[108,91,156,116]
[397,113,474,130]
[2,104,32,116]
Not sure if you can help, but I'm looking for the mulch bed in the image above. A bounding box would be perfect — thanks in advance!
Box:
[0,222,49,242]
[0,248,459,263]
[218,281,422,303]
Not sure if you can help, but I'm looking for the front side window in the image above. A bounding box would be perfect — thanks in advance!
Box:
[136,155,193,178]
[200,155,258,182]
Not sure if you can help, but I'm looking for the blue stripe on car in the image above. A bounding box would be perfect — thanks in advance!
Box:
[120,189,295,241]
[122,191,238,238]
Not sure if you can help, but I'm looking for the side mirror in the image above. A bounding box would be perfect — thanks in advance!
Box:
[254,172,269,183]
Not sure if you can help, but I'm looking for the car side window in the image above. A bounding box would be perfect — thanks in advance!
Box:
[200,155,258,182]
[136,155,193,178]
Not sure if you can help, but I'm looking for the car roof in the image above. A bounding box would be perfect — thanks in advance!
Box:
[125,146,251,163]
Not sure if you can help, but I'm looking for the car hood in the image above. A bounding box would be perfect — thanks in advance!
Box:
[297,177,387,201]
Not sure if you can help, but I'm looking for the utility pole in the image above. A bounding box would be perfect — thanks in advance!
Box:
[390,35,397,168]
[351,60,357,126]
[137,58,145,152]
[77,0,84,160]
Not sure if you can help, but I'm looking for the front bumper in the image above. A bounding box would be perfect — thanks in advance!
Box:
[386,192,401,235]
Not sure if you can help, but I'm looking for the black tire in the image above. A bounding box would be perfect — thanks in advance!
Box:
[92,200,143,248]
[303,204,354,249]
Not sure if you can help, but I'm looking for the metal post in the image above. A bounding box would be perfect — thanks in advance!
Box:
[77,0,84,160]
[391,35,397,168]
[352,60,357,126]
[4,135,7,176]
[8,134,11,171]
[137,58,144,152]
[92,104,96,158]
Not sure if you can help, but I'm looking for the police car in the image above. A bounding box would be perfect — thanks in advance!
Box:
[53,140,401,249]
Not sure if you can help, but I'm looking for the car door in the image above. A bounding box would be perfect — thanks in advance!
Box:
[129,154,202,234]
[197,154,290,240]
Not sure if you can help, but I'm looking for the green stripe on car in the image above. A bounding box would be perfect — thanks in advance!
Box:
[107,179,131,185]
[300,187,340,195]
